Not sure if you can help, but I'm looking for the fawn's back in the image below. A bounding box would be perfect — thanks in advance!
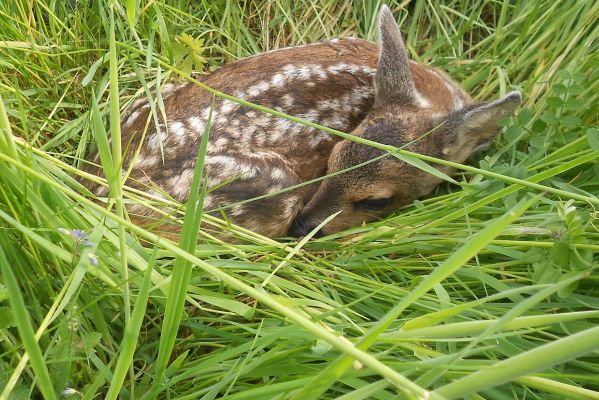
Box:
[84,6,520,239]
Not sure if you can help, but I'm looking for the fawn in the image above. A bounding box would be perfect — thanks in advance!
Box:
[83,6,521,239]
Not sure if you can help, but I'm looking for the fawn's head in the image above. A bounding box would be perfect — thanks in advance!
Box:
[290,6,521,237]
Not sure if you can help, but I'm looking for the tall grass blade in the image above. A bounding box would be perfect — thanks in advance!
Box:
[105,248,156,400]
[0,244,57,400]
[435,324,599,399]
[149,99,213,397]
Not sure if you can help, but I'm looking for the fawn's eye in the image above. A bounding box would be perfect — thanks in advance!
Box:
[353,197,392,211]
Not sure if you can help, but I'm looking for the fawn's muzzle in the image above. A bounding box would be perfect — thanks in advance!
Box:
[289,217,324,238]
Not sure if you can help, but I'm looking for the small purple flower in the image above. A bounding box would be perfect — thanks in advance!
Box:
[71,229,93,248]
[88,253,98,267]
[70,229,86,239]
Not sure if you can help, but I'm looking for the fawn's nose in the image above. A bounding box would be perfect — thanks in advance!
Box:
[289,217,324,238]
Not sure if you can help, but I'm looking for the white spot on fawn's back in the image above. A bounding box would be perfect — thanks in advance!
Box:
[170,168,194,199]
[210,137,229,153]
[202,107,218,121]
[94,185,108,196]
[313,65,327,79]
[247,81,270,98]
[282,94,294,108]
[188,116,205,134]
[230,204,247,217]
[206,156,259,182]
[169,121,186,140]
[221,100,235,114]
[297,110,319,123]
[321,115,348,129]
[282,64,299,80]
[270,167,288,182]
[328,62,348,74]
[275,118,293,132]
[147,132,162,151]
[271,73,285,87]
[297,65,311,80]
[124,110,141,127]
[134,155,159,169]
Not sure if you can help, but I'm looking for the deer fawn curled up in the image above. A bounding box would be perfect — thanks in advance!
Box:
[83,6,521,239]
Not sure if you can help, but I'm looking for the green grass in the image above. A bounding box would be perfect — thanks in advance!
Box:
[1,0,598,399]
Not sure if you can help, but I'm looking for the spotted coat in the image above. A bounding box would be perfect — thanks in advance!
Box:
[83,7,519,239]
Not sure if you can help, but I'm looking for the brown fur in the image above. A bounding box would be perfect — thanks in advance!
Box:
[82,6,521,240]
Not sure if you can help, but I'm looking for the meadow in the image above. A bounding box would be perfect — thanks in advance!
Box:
[0,0,598,399]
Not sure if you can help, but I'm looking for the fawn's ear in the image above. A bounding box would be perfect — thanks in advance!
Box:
[375,5,416,107]
[447,91,522,154]
[458,91,522,137]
